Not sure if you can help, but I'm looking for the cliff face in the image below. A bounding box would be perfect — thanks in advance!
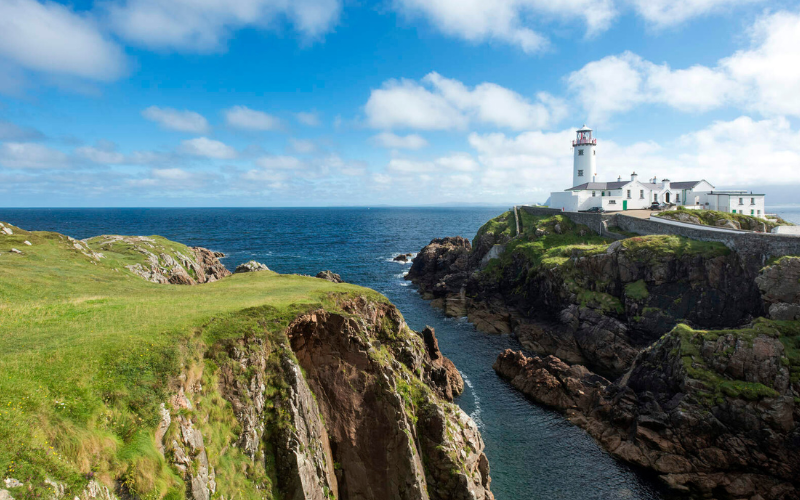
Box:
[408,212,764,378]
[494,318,800,499]
[0,224,492,500]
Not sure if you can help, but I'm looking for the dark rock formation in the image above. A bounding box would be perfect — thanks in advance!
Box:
[316,270,344,283]
[394,253,413,262]
[757,257,800,320]
[407,215,766,378]
[495,318,800,499]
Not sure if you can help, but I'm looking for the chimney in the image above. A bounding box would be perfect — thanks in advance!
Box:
[617,175,622,182]
[631,171,638,182]
[662,178,670,190]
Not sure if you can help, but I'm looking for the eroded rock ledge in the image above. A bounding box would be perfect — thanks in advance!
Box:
[494,318,800,499]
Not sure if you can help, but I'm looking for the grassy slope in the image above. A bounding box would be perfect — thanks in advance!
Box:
[656,207,792,231]
[0,223,383,498]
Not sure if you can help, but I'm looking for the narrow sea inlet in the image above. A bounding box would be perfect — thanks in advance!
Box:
[3,206,799,498]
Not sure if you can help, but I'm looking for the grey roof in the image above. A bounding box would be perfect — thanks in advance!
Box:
[568,181,627,191]
[568,179,713,191]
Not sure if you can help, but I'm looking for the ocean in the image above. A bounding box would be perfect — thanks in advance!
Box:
[4,206,799,498]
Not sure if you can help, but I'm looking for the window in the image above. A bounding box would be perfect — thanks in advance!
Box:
[640,190,644,199]
[627,190,631,199]
[578,149,584,156]
[601,191,605,196]
[751,209,755,215]
[757,210,761,215]
[578,169,584,177]
[739,198,743,205]
[593,150,596,156]
[609,200,616,205]
[751,197,755,205]
[676,194,680,203]
[592,191,596,197]
[654,193,658,202]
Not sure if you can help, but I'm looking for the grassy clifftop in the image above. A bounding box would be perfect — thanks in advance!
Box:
[0,223,382,498]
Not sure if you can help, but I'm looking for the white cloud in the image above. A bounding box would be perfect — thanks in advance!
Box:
[371,132,429,150]
[0,121,44,141]
[387,153,479,173]
[142,106,210,133]
[107,0,341,52]
[366,72,565,130]
[296,111,321,126]
[568,11,800,121]
[0,142,69,169]
[393,0,615,54]
[629,0,762,28]
[224,106,282,131]
[76,146,125,164]
[181,137,237,159]
[0,0,126,81]
[289,138,316,154]
[255,155,306,169]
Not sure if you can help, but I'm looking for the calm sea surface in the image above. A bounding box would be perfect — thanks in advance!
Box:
[3,206,799,499]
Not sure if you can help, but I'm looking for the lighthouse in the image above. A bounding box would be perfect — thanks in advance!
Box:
[572,125,596,187]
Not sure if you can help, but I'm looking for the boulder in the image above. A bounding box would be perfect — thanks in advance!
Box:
[315,270,343,283]
[235,261,270,273]
[393,253,413,262]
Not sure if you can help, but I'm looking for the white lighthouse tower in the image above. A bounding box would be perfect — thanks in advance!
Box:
[572,125,596,187]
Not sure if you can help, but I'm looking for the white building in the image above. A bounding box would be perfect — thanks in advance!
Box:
[548,126,767,218]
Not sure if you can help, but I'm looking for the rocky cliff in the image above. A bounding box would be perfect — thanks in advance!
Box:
[0,223,492,500]
[406,211,800,499]
[408,211,764,378]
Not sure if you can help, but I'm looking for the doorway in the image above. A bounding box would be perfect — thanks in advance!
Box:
[623,200,627,210]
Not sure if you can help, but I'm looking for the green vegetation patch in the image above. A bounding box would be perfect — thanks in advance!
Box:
[668,320,800,406]
[622,234,730,263]
[624,280,649,301]
[656,207,790,231]
[0,222,384,499]
[473,210,516,242]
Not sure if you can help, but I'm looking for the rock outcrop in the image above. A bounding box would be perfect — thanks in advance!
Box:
[494,317,800,499]
[408,212,765,378]
[316,270,344,283]
[234,260,270,273]
[757,257,800,321]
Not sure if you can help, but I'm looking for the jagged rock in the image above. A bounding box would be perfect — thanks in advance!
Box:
[315,270,343,283]
[2,480,21,489]
[716,219,741,230]
[276,354,338,500]
[0,490,13,500]
[44,479,65,499]
[495,319,800,500]
[420,326,464,402]
[478,244,505,269]
[405,237,471,296]
[393,253,413,262]
[554,223,563,234]
[77,480,117,500]
[9,248,21,254]
[235,260,270,273]
[757,257,800,321]
[768,302,800,320]
[1,227,13,235]
[155,403,171,455]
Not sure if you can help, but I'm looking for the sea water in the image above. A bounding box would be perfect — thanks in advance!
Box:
[12,205,797,499]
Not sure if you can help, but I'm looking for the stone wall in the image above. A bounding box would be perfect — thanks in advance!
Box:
[520,206,800,259]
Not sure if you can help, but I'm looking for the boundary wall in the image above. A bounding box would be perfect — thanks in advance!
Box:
[519,206,800,259]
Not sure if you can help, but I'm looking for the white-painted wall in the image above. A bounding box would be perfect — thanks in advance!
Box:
[573,143,596,187]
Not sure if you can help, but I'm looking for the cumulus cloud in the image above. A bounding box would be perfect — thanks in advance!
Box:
[387,153,479,173]
[0,0,126,81]
[76,145,125,164]
[224,106,282,131]
[107,0,341,52]
[142,106,210,133]
[568,11,800,121]
[0,142,69,169]
[295,111,321,127]
[366,72,566,130]
[629,0,762,28]
[392,0,615,53]
[371,132,429,150]
[180,137,237,159]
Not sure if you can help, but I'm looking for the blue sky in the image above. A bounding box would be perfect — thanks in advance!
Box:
[1,0,799,206]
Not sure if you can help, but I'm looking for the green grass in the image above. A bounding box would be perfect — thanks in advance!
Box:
[0,222,385,498]
[669,320,799,404]
[473,210,516,242]
[621,234,730,263]
[624,280,649,301]
[656,207,788,231]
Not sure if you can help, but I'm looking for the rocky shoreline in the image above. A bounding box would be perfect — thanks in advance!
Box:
[406,210,800,499]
